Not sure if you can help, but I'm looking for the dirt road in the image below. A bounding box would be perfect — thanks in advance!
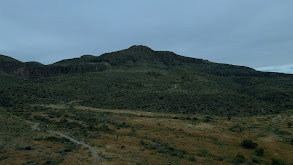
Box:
[48,131,100,165]
[9,111,100,165]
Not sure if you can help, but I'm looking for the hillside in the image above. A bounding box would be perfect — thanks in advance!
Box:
[0,46,293,116]
[1,45,293,164]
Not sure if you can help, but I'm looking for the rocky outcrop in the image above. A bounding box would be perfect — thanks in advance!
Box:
[0,54,107,78]
[27,64,107,77]
[0,55,30,78]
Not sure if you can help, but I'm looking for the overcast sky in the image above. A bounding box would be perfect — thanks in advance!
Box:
[0,1,293,73]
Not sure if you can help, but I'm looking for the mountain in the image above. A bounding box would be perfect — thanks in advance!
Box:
[0,45,286,78]
[0,46,293,116]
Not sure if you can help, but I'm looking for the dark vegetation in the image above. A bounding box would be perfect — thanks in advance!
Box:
[232,154,246,164]
[241,139,258,149]
[271,158,287,165]
[140,138,188,158]
[36,136,80,153]
[1,45,293,116]
[255,148,264,156]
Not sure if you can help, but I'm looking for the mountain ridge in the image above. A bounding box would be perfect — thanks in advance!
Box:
[0,45,293,116]
[0,45,291,79]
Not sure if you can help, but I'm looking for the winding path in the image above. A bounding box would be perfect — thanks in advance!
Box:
[9,112,100,165]
[48,131,99,165]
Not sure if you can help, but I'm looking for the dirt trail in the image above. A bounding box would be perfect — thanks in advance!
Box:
[272,114,283,123]
[41,104,178,118]
[8,111,100,165]
[48,131,99,165]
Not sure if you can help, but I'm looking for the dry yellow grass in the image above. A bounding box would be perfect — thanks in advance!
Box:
[1,105,292,164]
[66,106,293,164]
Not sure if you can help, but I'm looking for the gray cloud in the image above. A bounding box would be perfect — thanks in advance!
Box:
[0,0,293,73]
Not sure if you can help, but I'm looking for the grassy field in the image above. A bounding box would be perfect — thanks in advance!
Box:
[0,107,94,165]
[1,105,292,164]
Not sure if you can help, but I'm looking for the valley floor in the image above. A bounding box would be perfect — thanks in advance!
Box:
[0,105,292,165]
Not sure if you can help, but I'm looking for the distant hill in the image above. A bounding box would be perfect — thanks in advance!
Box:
[0,54,30,78]
[0,45,288,78]
[25,61,44,66]
[0,46,293,116]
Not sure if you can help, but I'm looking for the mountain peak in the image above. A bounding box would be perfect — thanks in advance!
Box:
[127,45,153,52]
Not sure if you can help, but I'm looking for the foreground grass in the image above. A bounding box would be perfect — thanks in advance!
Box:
[1,105,293,164]
[0,107,93,165]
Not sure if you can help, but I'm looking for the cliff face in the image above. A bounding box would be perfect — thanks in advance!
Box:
[27,64,107,77]
[0,55,107,78]
[0,55,30,78]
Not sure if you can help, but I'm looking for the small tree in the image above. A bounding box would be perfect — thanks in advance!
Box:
[233,154,246,164]
[271,158,287,165]
[241,139,258,149]
[255,148,264,156]
[288,122,292,128]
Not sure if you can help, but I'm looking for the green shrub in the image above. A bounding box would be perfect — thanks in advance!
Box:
[14,144,25,150]
[0,145,4,150]
[271,158,287,165]
[203,116,212,122]
[217,156,224,161]
[147,141,187,158]
[0,155,9,161]
[241,139,258,149]
[44,136,70,143]
[233,154,246,164]
[250,156,261,163]
[273,129,291,136]
[228,124,245,132]
[189,156,196,162]
[197,148,211,157]
[255,148,264,156]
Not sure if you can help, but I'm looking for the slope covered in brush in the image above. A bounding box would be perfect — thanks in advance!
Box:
[0,46,292,116]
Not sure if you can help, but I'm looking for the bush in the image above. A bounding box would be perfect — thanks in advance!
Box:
[189,156,196,162]
[217,156,224,161]
[255,148,264,156]
[203,116,213,122]
[0,155,9,161]
[233,154,246,164]
[0,145,4,151]
[229,124,245,132]
[197,148,211,157]
[271,158,287,165]
[250,156,261,163]
[241,139,258,149]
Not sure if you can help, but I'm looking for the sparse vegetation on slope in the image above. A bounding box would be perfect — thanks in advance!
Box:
[0,45,293,164]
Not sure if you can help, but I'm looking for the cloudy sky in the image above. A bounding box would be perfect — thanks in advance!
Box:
[0,1,293,73]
